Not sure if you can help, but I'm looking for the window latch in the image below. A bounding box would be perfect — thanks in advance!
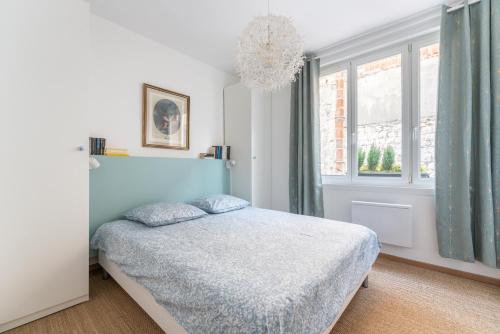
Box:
[412,126,419,142]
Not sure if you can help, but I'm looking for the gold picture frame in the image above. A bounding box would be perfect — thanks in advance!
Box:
[142,83,190,150]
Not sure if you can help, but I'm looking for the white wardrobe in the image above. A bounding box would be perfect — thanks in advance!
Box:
[0,0,90,331]
[224,83,272,209]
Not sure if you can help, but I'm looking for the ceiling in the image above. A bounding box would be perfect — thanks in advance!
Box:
[89,0,446,73]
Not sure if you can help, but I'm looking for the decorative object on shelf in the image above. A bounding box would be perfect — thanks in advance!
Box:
[199,152,215,159]
[89,156,100,170]
[236,0,304,91]
[89,137,106,155]
[143,83,190,150]
[105,148,130,157]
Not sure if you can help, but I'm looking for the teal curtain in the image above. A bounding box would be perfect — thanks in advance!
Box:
[289,58,324,217]
[436,0,500,268]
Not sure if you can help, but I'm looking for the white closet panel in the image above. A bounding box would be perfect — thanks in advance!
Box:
[224,84,253,202]
[224,83,271,208]
[0,0,90,331]
[251,90,272,208]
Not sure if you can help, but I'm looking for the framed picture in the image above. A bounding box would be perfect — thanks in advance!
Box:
[142,83,190,150]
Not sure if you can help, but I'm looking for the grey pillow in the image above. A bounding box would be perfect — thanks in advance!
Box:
[191,194,249,214]
[123,202,207,227]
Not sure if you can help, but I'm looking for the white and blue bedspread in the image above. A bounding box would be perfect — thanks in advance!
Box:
[91,207,380,334]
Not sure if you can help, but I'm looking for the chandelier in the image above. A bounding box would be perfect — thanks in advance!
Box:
[236,2,304,91]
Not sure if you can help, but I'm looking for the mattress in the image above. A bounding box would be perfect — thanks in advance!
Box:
[91,207,380,334]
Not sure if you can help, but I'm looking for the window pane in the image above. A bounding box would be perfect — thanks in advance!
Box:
[419,43,439,178]
[357,54,402,177]
[319,70,348,176]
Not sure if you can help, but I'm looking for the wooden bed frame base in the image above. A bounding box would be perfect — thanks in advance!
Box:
[99,250,369,334]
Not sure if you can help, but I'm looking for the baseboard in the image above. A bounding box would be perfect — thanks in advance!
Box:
[378,253,500,287]
[0,295,89,333]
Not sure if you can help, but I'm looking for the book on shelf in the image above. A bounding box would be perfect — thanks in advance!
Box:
[223,146,231,160]
[205,145,231,160]
[105,148,129,157]
[89,137,106,155]
[208,145,231,160]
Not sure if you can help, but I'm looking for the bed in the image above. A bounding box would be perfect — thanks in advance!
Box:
[91,206,380,334]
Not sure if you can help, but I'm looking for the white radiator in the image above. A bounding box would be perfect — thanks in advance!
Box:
[351,201,413,248]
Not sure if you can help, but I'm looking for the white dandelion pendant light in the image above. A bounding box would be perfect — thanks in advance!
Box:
[236,0,304,91]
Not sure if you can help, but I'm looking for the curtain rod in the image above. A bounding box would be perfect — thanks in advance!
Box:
[310,2,477,61]
[447,0,481,13]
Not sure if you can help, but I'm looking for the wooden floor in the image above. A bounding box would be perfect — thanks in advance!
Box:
[7,258,500,334]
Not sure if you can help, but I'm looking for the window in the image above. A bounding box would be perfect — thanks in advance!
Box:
[356,53,402,177]
[417,43,439,179]
[319,36,439,185]
[320,69,348,176]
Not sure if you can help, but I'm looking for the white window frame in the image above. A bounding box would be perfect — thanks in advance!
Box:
[411,35,440,186]
[350,45,410,186]
[320,32,439,187]
[320,63,350,185]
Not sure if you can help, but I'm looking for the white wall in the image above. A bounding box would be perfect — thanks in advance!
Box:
[89,15,237,158]
[270,87,500,280]
[323,186,500,279]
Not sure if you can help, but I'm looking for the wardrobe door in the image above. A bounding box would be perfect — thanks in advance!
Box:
[251,91,272,209]
[224,83,253,202]
[0,0,89,330]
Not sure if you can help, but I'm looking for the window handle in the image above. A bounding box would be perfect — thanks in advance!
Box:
[412,126,419,142]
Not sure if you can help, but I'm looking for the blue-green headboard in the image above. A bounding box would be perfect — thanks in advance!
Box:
[89,156,230,256]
